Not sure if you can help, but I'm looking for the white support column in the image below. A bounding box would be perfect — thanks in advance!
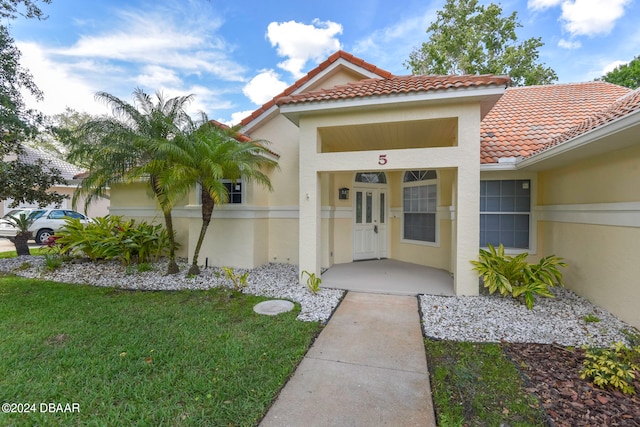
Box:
[453,106,481,296]
[298,124,321,282]
[454,165,480,295]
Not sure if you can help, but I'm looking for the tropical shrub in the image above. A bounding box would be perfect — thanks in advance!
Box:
[222,267,248,291]
[301,270,322,294]
[53,216,174,265]
[471,244,567,309]
[581,342,640,395]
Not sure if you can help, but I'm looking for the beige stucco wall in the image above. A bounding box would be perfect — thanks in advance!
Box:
[535,143,640,328]
[538,143,640,204]
[297,102,483,295]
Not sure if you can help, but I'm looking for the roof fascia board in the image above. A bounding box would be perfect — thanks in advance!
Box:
[516,108,640,170]
[280,86,506,125]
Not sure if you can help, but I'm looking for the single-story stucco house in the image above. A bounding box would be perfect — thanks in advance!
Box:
[109,51,640,328]
[2,146,109,219]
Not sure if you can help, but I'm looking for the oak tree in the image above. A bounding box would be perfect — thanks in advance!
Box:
[406,0,557,86]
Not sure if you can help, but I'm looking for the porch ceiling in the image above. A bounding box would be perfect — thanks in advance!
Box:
[319,117,457,153]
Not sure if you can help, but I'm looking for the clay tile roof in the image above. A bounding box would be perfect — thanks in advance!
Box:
[480,81,631,164]
[239,51,393,127]
[527,87,640,158]
[276,74,511,106]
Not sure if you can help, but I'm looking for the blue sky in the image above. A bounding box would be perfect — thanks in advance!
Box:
[8,0,640,125]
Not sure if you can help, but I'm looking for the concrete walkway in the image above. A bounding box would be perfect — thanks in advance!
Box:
[259,292,436,427]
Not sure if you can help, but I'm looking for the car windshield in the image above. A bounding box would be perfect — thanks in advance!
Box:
[2,210,46,221]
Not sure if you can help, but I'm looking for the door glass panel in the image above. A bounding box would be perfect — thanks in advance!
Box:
[380,193,385,224]
[366,192,373,224]
[356,192,362,224]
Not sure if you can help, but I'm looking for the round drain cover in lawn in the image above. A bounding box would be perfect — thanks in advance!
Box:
[253,300,294,316]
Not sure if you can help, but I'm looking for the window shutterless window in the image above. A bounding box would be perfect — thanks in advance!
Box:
[402,170,437,243]
[480,180,530,249]
[196,180,243,205]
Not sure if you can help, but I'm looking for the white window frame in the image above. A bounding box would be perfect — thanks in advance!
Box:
[401,170,438,246]
[480,179,531,251]
[195,179,244,205]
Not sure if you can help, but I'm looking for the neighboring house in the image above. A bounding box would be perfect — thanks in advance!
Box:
[109,51,640,328]
[1,146,110,219]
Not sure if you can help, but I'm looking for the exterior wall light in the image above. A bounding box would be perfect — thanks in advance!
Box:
[339,187,349,200]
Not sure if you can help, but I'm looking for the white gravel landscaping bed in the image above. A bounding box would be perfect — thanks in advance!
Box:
[0,257,344,323]
[1,255,635,346]
[420,287,635,347]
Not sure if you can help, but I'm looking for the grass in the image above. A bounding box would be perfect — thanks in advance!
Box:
[424,339,549,427]
[0,275,322,426]
[0,246,48,258]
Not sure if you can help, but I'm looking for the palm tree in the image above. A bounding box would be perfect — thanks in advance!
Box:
[67,88,194,274]
[6,213,33,256]
[159,116,278,276]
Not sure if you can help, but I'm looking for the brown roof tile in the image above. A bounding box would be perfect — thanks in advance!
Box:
[527,87,640,158]
[239,51,393,127]
[276,74,510,106]
[480,82,631,164]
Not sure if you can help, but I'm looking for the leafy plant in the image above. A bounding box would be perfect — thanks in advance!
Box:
[471,244,567,309]
[222,267,248,291]
[53,215,174,266]
[44,254,63,271]
[301,270,322,294]
[581,342,640,394]
[583,314,601,323]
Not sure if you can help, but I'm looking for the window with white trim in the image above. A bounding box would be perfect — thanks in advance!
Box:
[196,180,243,205]
[403,170,437,243]
[480,180,530,249]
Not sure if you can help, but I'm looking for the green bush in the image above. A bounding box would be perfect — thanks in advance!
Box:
[53,216,174,265]
[471,244,567,309]
[581,342,640,394]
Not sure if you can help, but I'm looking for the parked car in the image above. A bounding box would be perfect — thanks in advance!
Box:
[0,209,92,244]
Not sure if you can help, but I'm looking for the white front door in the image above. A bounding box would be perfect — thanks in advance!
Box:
[353,188,388,260]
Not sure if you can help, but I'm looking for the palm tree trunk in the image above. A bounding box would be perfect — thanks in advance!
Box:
[187,189,214,276]
[163,210,180,274]
[12,233,31,256]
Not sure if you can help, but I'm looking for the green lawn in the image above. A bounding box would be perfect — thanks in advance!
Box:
[0,275,322,426]
[0,246,47,258]
[424,339,549,426]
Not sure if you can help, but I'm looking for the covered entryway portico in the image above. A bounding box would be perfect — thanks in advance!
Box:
[276,75,508,296]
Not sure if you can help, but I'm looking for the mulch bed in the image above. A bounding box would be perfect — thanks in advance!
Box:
[505,343,640,426]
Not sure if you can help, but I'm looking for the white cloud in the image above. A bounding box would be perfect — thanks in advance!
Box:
[135,65,182,88]
[242,70,288,105]
[602,60,628,74]
[14,1,252,118]
[558,38,582,49]
[226,110,255,127]
[17,42,110,116]
[57,8,246,82]
[530,0,631,37]
[527,0,564,10]
[266,19,343,79]
[560,0,631,37]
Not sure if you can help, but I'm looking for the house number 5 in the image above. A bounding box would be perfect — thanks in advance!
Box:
[378,154,388,165]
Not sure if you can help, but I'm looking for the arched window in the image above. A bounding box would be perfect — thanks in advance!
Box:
[355,172,387,184]
[403,170,437,243]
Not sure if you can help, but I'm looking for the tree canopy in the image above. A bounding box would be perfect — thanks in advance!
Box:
[406,0,557,86]
[1,0,67,210]
[598,55,640,89]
